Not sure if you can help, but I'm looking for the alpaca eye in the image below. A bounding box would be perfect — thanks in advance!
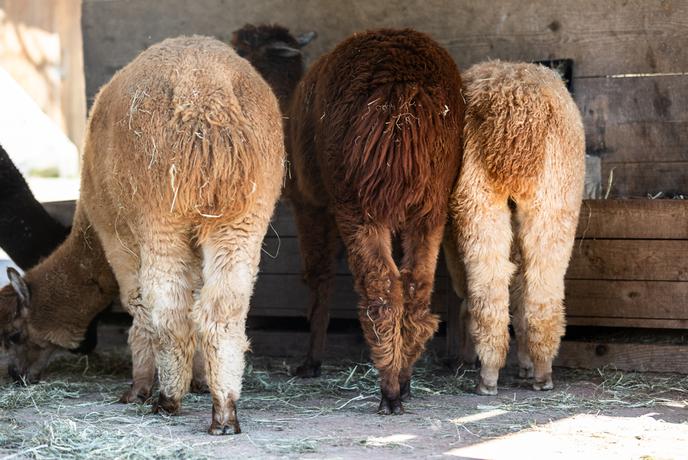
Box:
[8,332,21,344]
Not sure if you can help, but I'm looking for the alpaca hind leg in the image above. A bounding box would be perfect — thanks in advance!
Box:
[338,216,404,415]
[510,268,534,379]
[95,228,157,404]
[120,318,156,403]
[291,200,338,378]
[139,230,196,415]
[398,216,445,401]
[456,193,514,395]
[516,202,578,391]
[195,222,264,435]
[442,230,477,365]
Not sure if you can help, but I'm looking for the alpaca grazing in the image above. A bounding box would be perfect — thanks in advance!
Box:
[234,25,464,414]
[0,145,107,355]
[445,61,585,394]
[0,36,285,434]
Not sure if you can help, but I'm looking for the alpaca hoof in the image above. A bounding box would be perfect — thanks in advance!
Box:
[399,378,412,402]
[293,360,321,378]
[208,422,241,436]
[378,395,404,415]
[119,387,151,404]
[209,400,241,435]
[518,365,534,379]
[475,381,498,396]
[532,375,554,391]
[190,379,209,394]
[152,393,180,415]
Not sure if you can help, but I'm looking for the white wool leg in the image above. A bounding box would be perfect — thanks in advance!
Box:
[194,223,263,408]
[452,157,515,394]
[515,192,580,390]
[139,232,196,404]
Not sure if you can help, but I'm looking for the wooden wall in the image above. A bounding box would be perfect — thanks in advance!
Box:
[82,0,688,197]
[80,1,688,322]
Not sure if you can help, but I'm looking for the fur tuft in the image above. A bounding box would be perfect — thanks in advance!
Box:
[343,85,444,225]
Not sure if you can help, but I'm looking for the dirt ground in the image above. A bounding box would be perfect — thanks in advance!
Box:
[0,348,686,459]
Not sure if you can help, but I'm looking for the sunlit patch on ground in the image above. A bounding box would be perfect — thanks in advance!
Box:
[445,414,688,459]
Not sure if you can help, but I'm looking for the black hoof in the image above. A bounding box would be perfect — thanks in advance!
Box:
[399,378,412,402]
[377,395,404,415]
[119,387,151,404]
[293,360,322,378]
[152,392,180,415]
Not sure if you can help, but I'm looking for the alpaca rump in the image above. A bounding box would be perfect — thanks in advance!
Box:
[234,25,464,415]
[3,35,285,435]
[445,61,585,395]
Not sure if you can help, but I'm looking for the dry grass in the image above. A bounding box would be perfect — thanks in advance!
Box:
[1,350,686,459]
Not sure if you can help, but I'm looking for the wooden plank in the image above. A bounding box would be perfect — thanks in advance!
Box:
[565,280,688,320]
[42,200,77,227]
[576,199,688,239]
[576,76,688,162]
[566,316,688,329]
[99,323,688,374]
[251,274,450,318]
[269,201,298,237]
[261,236,450,277]
[567,240,688,281]
[82,0,688,104]
[555,340,688,374]
[600,161,688,198]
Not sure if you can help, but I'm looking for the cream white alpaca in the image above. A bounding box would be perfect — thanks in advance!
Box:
[81,36,284,434]
[446,61,585,395]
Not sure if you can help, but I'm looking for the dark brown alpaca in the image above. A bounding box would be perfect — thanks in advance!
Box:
[234,26,464,414]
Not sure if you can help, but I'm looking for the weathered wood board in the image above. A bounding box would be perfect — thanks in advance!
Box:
[44,199,688,329]
[82,1,688,198]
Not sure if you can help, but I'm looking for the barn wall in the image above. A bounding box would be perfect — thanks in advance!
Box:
[81,0,688,319]
[82,0,688,198]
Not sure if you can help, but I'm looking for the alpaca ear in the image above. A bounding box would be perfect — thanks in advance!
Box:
[296,31,317,48]
[266,42,301,57]
[7,267,30,313]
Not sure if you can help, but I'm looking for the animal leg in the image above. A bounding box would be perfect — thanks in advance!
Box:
[139,228,196,416]
[398,217,445,400]
[338,216,404,415]
[120,318,156,403]
[194,220,264,435]
[442,231,477,365]
[515,200,578,391]
[454,186,514,395]
[95,227,157,404]
[291,199,338,378]
[510,266,534,379]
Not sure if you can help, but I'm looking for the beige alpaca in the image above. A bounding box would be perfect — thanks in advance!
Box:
[446,61,585,395]
[81,36,284,433]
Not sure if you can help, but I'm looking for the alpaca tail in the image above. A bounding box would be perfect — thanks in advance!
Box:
[342,84,445,226]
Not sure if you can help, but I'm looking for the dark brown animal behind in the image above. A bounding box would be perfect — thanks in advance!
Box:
[322,31,463,227]
[298,29,463,414]
[235,26,464,416]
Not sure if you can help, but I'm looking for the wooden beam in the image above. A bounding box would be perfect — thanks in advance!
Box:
[565,280,688,320]
[555,340,688,374]
[567,240,688,281]
[576,199,688,239]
